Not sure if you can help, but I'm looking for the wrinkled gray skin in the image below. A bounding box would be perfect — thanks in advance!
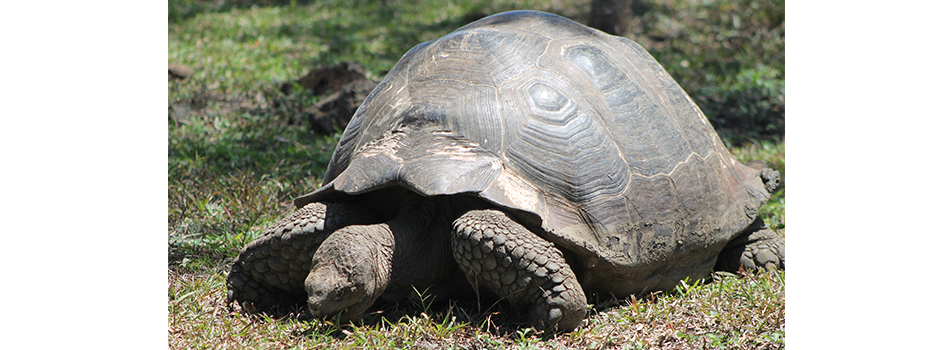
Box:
[227,10,785,332]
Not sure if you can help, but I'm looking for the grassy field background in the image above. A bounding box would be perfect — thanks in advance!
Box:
[168,0,785,348]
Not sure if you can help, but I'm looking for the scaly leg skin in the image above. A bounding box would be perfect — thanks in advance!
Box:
[226,202,379,313]
[452,209,587,332]
[715,217,786,272]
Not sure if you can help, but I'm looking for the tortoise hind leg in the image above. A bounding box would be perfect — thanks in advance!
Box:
[715,217,785,272]
[226,202,379,313]
[451,209,587,332]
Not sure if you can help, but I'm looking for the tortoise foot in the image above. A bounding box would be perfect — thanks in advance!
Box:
[716,217,785,272]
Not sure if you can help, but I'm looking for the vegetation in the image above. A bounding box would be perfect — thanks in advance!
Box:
[169,0,784,348]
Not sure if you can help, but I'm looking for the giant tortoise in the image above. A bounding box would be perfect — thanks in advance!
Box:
[227,10,785,332]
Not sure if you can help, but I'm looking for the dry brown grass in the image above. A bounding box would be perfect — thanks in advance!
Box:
[169,265,783,349]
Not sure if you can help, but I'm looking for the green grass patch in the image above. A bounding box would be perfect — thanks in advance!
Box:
[169,267,784,349]
[625,0,785,144]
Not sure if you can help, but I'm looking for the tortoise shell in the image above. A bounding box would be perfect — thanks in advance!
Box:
[295,11,772,294]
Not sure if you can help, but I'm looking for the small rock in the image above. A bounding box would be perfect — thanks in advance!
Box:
[168,64,193,80]
[169,104,189,124]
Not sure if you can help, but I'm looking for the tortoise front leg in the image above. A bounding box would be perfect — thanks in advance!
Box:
[451,209,587,332]
[226,202,379,313]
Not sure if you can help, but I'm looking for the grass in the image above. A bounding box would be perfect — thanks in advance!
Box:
[169,0,784,348]
[170,268,784,349]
